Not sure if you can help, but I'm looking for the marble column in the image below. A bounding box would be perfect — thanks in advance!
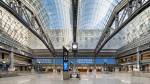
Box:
[148,64,150,72]
[31,66,35,73]
[115,67,119,72]
[134,47,141,71]
[0,52,2,59]
[8,48,15,72]
[87,67,89,73]
[53,67,56,73]
[0,52,2,72]
[128,65,132,72]
[92,67,96,78]
[53,58,56,73]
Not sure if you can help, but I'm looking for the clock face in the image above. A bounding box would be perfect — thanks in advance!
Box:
[73,44,77,49]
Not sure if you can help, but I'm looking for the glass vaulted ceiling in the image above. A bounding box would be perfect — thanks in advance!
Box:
[77,0,121,49]
[43,0,73,49]
[42,0,121,49]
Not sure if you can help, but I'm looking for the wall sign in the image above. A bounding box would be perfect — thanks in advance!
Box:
[63,47,69,71]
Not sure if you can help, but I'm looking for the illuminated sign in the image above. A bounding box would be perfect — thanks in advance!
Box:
[77,59,93,64]
[63,62,69,71]
[63,47,69,71]
[36,59,52,64]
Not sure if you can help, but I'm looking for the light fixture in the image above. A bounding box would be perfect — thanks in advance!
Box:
[73,44,77,49]
[2,61,6,63]
[72,42,78,51]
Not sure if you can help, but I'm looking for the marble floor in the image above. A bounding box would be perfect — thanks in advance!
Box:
[0,72,150,84]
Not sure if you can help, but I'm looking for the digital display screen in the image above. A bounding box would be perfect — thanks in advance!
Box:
[77,59,93,64]
[63,62,69,71]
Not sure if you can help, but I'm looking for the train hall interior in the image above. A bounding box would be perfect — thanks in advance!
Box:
[0,0,150,84]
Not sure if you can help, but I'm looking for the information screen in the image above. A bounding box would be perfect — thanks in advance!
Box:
[77,59,93,64]
[63,62,69,71]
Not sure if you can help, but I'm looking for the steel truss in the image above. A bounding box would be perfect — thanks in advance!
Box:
[95,0,150,55]
[0,0,55,55]
[0,31,32,57]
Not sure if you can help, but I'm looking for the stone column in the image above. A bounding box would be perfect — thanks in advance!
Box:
[101,66,104,72]
[115,67,119,72]
[53,58,56,73]
[148,64,150,72]
[45,67,48,72]
[53,67,56,73]
[0,52,2,59]
[134,47,141,71]
[31,59,35,73]
[31,66,35,73]
[128,65,132,72]
[92,67,96,78]
[0,52,2,72]
[87,67,89,74]
[8,48,15,72]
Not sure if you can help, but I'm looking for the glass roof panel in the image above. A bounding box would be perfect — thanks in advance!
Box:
[38,0,122,49]
[77,0,122,49]
[43,0,73,49]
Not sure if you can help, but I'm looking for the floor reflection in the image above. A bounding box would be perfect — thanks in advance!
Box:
[0,72,150,84]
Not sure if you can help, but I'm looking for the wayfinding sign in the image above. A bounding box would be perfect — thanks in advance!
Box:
[63,47,69,71]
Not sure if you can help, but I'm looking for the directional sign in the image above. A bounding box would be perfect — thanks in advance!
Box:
[63,46,69,71]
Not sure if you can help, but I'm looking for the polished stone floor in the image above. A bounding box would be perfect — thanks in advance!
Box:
[0,72,150,84]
